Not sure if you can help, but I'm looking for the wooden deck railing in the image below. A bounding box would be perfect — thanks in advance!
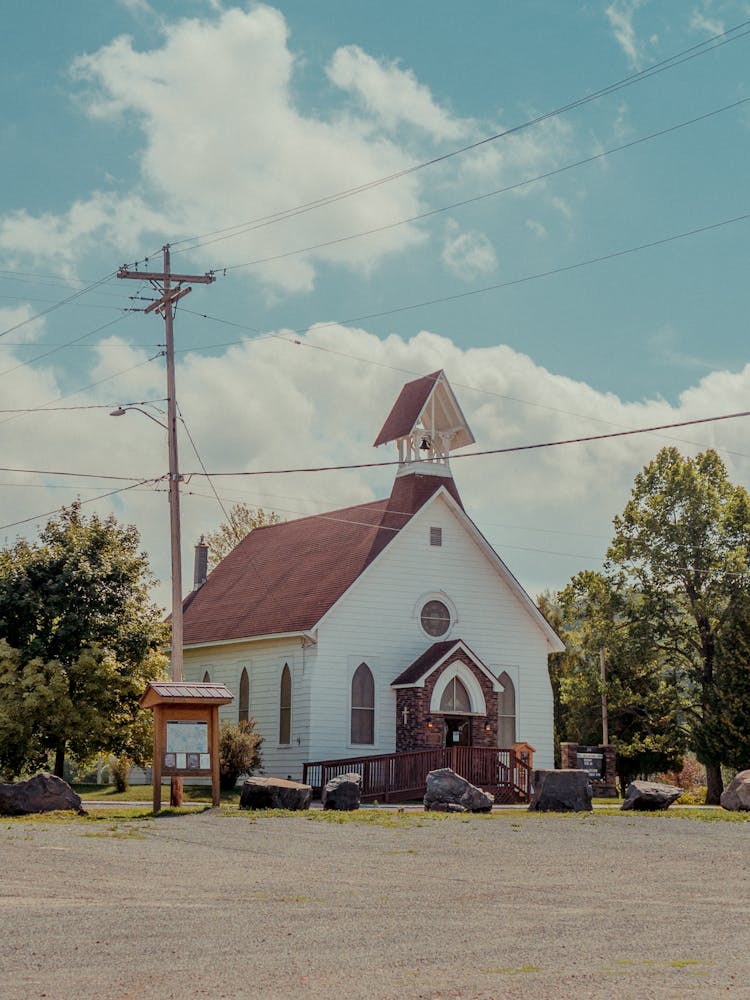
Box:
[302,746,531,804]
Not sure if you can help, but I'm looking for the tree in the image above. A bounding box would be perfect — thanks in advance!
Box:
[546,572,684,791]
[0,503,168,779]
[696,589,750,773]
[204,504,280,567]
[607,447,750,803]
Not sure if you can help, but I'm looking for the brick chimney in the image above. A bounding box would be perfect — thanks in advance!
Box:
[193,535,208,589]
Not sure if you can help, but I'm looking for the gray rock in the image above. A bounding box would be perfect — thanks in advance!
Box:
[322,772,361,811]
[425,801,466,813]
[239,776,312,811]
[528,769,592,812]
[0,773,85,816]
[621,780,683,811]
[423,767,494,812]
[720,769,750,811]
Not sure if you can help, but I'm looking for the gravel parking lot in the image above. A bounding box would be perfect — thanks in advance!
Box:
[2,807,749,999]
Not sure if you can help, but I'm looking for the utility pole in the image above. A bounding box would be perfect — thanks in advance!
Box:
[599,646,609,745]
[118,246,215,805]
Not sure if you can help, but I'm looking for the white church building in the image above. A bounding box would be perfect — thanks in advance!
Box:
[181,371,563,786]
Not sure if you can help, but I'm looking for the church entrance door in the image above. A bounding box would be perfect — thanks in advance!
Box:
[444,717,471,747]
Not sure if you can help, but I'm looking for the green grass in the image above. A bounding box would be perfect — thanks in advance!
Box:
[2,805,211,826]
[5,800,749,828]
[72,783,241,804]
[591,805,749,821]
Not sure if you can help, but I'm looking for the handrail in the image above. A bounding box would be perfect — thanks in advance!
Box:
[302,746,531,804]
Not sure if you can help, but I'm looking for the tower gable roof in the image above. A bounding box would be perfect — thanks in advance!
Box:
[373,369,475,450]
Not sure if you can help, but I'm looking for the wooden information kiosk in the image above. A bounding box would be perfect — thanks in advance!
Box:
[140,681,234,812]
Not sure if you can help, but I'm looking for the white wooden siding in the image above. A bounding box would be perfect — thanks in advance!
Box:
[184,636,317,779]
[312,494,554,767]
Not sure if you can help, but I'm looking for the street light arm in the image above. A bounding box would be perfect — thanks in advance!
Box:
[109,406,168,430]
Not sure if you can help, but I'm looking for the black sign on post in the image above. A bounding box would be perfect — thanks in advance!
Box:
[576,751,605,780]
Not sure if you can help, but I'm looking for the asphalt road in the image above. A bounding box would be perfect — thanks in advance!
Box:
[2,808,749,999]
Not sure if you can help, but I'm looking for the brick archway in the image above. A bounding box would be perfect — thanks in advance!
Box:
[394,645,499,752]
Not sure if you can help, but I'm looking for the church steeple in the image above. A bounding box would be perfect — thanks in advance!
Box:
[373,370,475,478]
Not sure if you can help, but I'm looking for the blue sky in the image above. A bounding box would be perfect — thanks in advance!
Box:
[1,1,749,607]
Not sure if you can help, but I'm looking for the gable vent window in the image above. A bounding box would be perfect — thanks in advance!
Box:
[430,527,442,547]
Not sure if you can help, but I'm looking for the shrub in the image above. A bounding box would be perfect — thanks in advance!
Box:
[109,755,131,793]
[654,756,706,791]
[219,719,263,791]
[678,786,707,805]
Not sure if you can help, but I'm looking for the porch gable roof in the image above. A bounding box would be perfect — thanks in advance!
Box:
[391,638,501,690]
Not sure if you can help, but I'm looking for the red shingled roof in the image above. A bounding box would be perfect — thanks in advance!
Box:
[373,370,442,447]
[391,640,462,685]
[182,472,460,646]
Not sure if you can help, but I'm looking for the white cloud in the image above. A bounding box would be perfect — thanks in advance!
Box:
[5,322,750,608]
[649,324,716,372]
[0,7,432,297]
[116,0,155,16]
[605,0,650,68]
[690,9,725,36]
[441,222,497,281]
[326,45,470,142]
[0,194,166,279]
[0,305,46,344]
[1,6,581,301]
[63,6,429,295]
[525,219,548,239]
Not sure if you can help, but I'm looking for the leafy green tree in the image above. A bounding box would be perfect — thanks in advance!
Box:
[204,504,281,568]
[549,571,684,792]
[696,590,750,773]
[537,592,578,766]
[0,503,168,779]
[607,447,750,803]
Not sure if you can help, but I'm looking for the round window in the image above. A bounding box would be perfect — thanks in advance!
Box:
[421,599,451,637]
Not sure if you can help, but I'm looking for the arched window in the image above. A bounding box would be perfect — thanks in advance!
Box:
[202,670,211,683]
[279,663,292,744]
[439,676,471,713]
[498,671,516,747]
[351,663,375,744]
[239,667,249,724]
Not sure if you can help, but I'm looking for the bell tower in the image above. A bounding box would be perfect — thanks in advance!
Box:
[373,370,475,478]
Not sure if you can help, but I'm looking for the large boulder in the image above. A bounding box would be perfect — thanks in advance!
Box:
[239,776,312,811]
[424,768,494,813]
[0,773,85,816]
[322,772,361,811]
[528,769,592,812]
[720,769,750,812]
[621,780,682,811]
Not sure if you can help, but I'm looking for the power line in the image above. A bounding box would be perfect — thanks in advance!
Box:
[0,466,153,481]
[174,304,750,461]
[0,353,163,428]
[177,403,231,525]
[0,313,134,380]
[218,97,750,274]
[10,409,747,484]
[289,212,750,331]
[0,271,119,340]
[0,398,165,414]
[184,408,750,478]
[0,477,165,533]
[161,18,750,259]
[181,211,750,347]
